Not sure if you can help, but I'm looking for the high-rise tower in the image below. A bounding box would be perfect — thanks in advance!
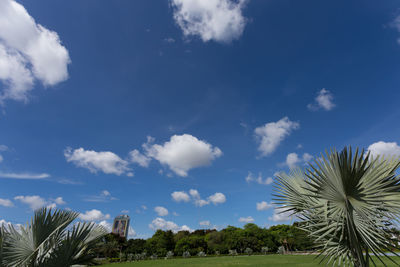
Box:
[112,215,130,238]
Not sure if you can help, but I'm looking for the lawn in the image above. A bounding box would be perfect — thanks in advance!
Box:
[101,254,400,267]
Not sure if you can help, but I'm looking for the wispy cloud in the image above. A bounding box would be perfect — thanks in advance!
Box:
[0,172,50,179]
[84,190,117,202]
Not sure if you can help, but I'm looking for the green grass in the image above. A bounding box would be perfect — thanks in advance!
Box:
[101,254,400,267]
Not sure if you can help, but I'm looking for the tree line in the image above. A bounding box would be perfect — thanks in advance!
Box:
[96,222,316,260]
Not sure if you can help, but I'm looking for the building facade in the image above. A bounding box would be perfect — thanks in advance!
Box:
[112,215,130,238]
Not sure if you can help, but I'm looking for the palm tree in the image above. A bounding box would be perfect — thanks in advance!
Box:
[0,207,107,267]
[274,147,400,267]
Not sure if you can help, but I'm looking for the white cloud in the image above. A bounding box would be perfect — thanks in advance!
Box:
[14,195,46,210]
[0,172,49,179]
[307,88,335,111]
[0,145,8,152]
[99,220,112,232]
[149,217,193,232]
[171,191,191,202]
[269,207,293,222]
[254,117,299,156]
[53,197,66,205]
[121,209,129,214]
[64,147,131,176]
[367,141,400,158]
[170,0,248,43]
[0,155,3,163]
[208,192,226,205]
[256,201,273,211]
[239,216,254,223]
[391,15,400,44]
[199,220,210,226]
[164,37,176,43]
[302,153,313,162]
[79,209,110,221]
[84,190,117,202]
[189,189,200,199]
[285,152,313,169]
[286,153,300,169]
[14,195,64,210]
[154,206,169,216]
[144,134,222,177]
[128,226,136,238]
[0,0,70,103]
[245,172,273,185]
[173,189,226,207]
[129,149,151,167]
[0,198,13,207]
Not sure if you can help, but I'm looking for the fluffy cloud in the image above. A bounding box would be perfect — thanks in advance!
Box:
[254,117,299,156]
[154,206,169,216]
[238,216,254,223]
[0,0,70,102]
[170,0,248,43]
[64,147,132,176]
[14,195,45,210]
[79,209,110,221]
[14,195,64,210]
[149,217,192,233]
[53,197,66,205]
[171,191,191,202]
[367,141,400,158]
[307,88,335,111]
[269,207,293,222]
[0,172,49,179]
[144,134,222,177]
[245,172,273,185]
[0,198,13,207]
[129,149,151,167]
[256,201,273,211]
[199,220,211,226]
[208,192,226,205]
[0,155,3,163]
[98,220,112,231]
[285,152,313,169]
[172,189,226,207]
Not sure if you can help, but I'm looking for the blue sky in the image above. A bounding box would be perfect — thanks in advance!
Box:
[1,0,400,238]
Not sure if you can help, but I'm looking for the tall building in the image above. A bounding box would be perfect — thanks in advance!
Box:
[112,215,130,238]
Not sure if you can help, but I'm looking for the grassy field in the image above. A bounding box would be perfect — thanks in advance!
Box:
[101,254,400,267]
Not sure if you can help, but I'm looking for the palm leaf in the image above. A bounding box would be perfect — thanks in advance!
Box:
[2,208,78,266]
[274,147,400,267]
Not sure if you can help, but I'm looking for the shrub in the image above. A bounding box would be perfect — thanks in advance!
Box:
[165,251,174,259]
[197,251,206,257]
[261,247,269,255]
[244,247,253,255]
[229,249,238,256]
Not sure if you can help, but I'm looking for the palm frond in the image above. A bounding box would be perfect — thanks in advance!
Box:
[274,147,400,267]
[43,222,107,267]
[2,208,79,266]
